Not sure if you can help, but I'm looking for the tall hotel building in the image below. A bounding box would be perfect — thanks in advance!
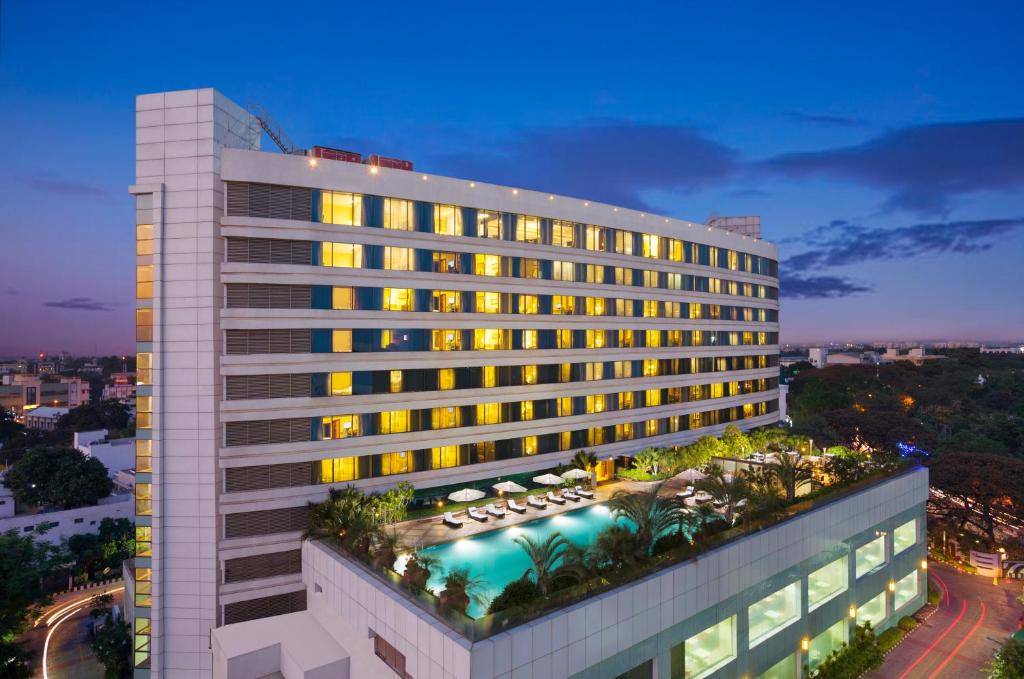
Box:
[131,89,787,676]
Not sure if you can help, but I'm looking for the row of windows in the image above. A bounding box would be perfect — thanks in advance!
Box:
[312,400,778,483]
[309,239,778,300]
[133,194,153,671]
[225,353,778,400]
[223,378,777,447]
[306,191,778,276]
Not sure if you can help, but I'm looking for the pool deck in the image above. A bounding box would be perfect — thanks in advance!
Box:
[396,479,663,549]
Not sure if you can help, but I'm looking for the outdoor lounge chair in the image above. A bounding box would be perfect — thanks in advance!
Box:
[575,485,595,499]
[507,498,528,513]
[485,503,506,518]
[546,491,566,505]
[527,494,547,509]
[562,489,581,502]
[442,511,463,528]
[467,506,489,522]
[675,486,694,499]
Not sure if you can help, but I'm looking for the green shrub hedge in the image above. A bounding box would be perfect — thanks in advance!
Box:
[878,627,906,654]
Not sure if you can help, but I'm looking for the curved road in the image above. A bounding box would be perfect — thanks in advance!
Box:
[869,562,1022,679]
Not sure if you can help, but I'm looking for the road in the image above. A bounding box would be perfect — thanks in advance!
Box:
[868,562,1022,679]
[20,583,124,679]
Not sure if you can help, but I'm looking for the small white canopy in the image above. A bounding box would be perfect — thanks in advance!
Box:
[679,469,707,482]
[448,488,485,503]
[532,473,566,486]
[492,480,527,494]
[561,468,591,480]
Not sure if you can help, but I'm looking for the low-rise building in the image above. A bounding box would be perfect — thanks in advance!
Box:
[103,372,137,402]
[0,471,133,543]
[24,406,69,431]
[75,430,136,476]
[0,374,90,418]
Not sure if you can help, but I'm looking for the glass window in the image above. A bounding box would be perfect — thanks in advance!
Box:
[856,537,886,578]
[431,329,462,351]
[474,328,507,350]
[474,254,502,277]
[520,400,534,421]
[645,388,661,406]
[858,591,886,628]
[332,287,355,310]
[684,616,736,679]
[586,394,606,413]
[552,220,575,247]
[433,204,462,236]
[332,330,352,352]
[558,396,574,416]
[586,329,606,349]
[136,309,153,342]
[384,246,414,271]
[482,366,497,387]
[642,233,659,258]
[808,556,848,611]
[432,290,461,312]
[381,451,414,475]
[552,261,575,281]
[136,396,152,429]
[614,267,632,286]
[322,414,360,439]
[389,370,402,393]
[523,435,538,456]
[475,291,502,314]
[520,258,541,278]
[556,328,573,349]
[585,264,604,283]
[585,225,605,251]
[477,210,502,239]
[552,295,575,314]
[431,407,461,429]
[586,297,606,316]
[748,581,801,647]
[519,294,539,314]
[893,519,917,556]
[379,410,410,434]
[646,329,662,347]
[383,198,414,230]
[383,288,414,312]
[320,456,358,483]
[433,251,460,273]
[438,368,455,390]
[894,571,919,611]
[330,372,352,396]
[431,445,459,469]
[668,239,683,262]
[136,223,153,255]
[322,242,363,268]
[135,439,152,473]
[756,653,795,679]
[808,620,847,672]
[614,230,634,255]
[321,191,363,225]
[515,215,541,243]
[522,329,538,349]
[136,264,153,299]
[136,352,152,385]
[522,365,538,384]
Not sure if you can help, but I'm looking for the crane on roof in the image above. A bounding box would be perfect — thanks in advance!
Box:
[248,103,304,155]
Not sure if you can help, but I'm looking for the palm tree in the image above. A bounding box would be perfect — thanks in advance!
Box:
[304,486,381,555]
[607,485,677,555]
[571,450,599,488]
[439,567,486,615]
[514,532,581,595]
[401,550,439,590]
[371,529,402,570]
[695,466,750,526]
[594,524,642,569]
[766,453,815,503]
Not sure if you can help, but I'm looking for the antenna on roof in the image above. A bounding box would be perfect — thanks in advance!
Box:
[248,103,304,155]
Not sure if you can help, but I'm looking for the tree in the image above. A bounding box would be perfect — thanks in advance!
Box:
[607,485,677,556]
[986,637,1024,678]
[0,529,64,674]
[823,454,870,486]
[571,450,598,488]
[3,447,112,509]
[695,466,750,525]
[514,532,580,596]
[593,524,642,569]
[928,451,1024,546]
[766,453,816,503]
[56,400,132,438]
[89,599,131,678]
[721,425,753,458]
[687,435,725,466]
[631,448,661,476]
[438,568,485,615]
[305,486,381,555]
[0,639,33,679]
[487,576,541,615]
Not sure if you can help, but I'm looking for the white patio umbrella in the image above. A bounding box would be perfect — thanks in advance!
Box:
[561,469,591,481]
[492,480,527,494]
[532,473,565,486]
[448,488,485,503]
[679,469,706,482]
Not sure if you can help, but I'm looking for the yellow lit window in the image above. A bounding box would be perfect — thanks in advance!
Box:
[383,198,414,230]
[759,331,768,345]
[136,352,152,385]
[692,330,704,346]
[710,383,725,399]
[319,456,358,485]
[668,239,683,262]
[135,482,152,516]
[438,368,455,390]
[434,204,463,236]
[552,261,575,281]
[482,365,497,387]
[689,411,703,429]
[585,362,604,380]
[586,329,606,349]
[322,415,361,439]
[588,426,605,446]
[519,295,539,314]
[743,403,755,418]
[134,567,152,607]
[381,330,406,351]
[689,385,704,401]
[515,215,541,243]
[136,309,153,342]
[557,328,573,349]
[136,224,153,255]
[477,210,502,238]
[474,253,502,277]
[475,291,502,313]
[332,330,352,352]
[559,363,572,382]
[521,258,541,278]
[614,360,633,378]
[619,330,634,348]
[322,242,363,268]
[646,419,659,437]
[642,234,659,258]
[384,246,415,271]
[585,297,606,315]
[642,270,659,288]
[707,305,721,320]
[646,389,661,406]
[135,526,152,557]
[522,329,538,349]
[558,396,573,416]
[552,220,575,247]
[330,372,353,396]
[667,330,683,346]
[552,295,576,314]
[709,278,723,294]
[646,330,661,347]
[379,410,411,434]
[585,225,605,251]
[728,250,740,270]
[587,394,606,413]
[432,290,461,312]
[431,329,462,351]
[431,407,461,429]
[523,435,538,456]
[381,451,414,475]
[615,231,634,255]
[616,422,634,440]
[559,430,571,450]
[332,287,355,310]
[614,267,632,286]
[667,273,682,290]
[619,391,634,409]
[136,396,152,429]
[615,298,634,316]
[390,371,403,393]
[431,446,459,469]
[321,191,363,225]
[643,300,659,317]
[643,359,659,376]
[135,439,152,473]
[433,251,460,273]
[383,288,414,311]
[585,264,605,283]
[665,302,681,318]
[520,400,534,421]
[474,328,507,350]
[136,265,153,299]
[743,331,754,345]
[523,364,538,384]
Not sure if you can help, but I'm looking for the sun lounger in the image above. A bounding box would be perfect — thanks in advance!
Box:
[676,486,694,499]
[546,491,566,505]
[467,506,489,522]
[442,511,463,528]
[507,498,527,513]
[527,494,547,509]
[575,485,595,499]
[485,503,506,518]
[562,489,581,502]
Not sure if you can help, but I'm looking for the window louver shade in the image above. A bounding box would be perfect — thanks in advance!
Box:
[224,462,314,492]
[223,549,302,583]
[224,418,311,446]
[225,237,313,265]
[222,589,306,625]
[225,374,312,400]
[225,182,312,222]
[224,505,310,538]
[225,329,311,355]
[225,284,312,309]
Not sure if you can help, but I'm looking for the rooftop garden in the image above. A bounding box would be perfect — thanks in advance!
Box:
[305,425,920,639]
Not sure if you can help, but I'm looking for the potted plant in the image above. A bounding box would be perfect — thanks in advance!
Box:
[439,567,484,615]
[371,530,402,570]
[401,550,439,590]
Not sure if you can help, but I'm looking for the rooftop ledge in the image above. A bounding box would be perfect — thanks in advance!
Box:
[310,464,927,641]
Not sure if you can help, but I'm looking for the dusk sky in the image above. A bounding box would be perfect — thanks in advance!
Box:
[1,1,1022,357]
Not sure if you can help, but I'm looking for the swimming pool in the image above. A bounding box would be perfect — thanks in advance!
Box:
[395,504,631,618]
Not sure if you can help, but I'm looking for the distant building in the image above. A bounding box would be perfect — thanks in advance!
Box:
[881,347,946,366]
[808,347,828,368]
[808,348,885,368]
[0,374,90,418]
[75,430,135,477]
[24,406,69,431]
[980,346,1024,355]
[0,359,29,375]
[103,372,136,402]
[779,383,789,421]
[0,490,132,544]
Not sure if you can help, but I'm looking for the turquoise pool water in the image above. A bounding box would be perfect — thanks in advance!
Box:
[396,504,630,618]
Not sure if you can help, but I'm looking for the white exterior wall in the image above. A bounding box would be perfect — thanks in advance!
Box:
[0,494,132,543]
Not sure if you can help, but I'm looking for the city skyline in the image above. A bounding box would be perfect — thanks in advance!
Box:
[2,1,1024,355]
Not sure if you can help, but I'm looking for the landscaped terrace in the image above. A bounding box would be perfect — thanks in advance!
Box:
[305,425,920,640]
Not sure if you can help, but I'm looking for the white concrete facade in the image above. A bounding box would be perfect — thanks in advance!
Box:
[0,493,132,543]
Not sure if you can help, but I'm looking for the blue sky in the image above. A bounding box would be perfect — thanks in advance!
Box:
[1,1,1022,356]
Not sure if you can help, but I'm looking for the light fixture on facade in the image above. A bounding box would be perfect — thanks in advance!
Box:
[801,637,810,652]
[421,175,428,181]
[512,189,519,195]
[308,157,318,167]
[369,166,379,175]
[849,605,857,619]
[920,560,927,571]
[888,580,896,592]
